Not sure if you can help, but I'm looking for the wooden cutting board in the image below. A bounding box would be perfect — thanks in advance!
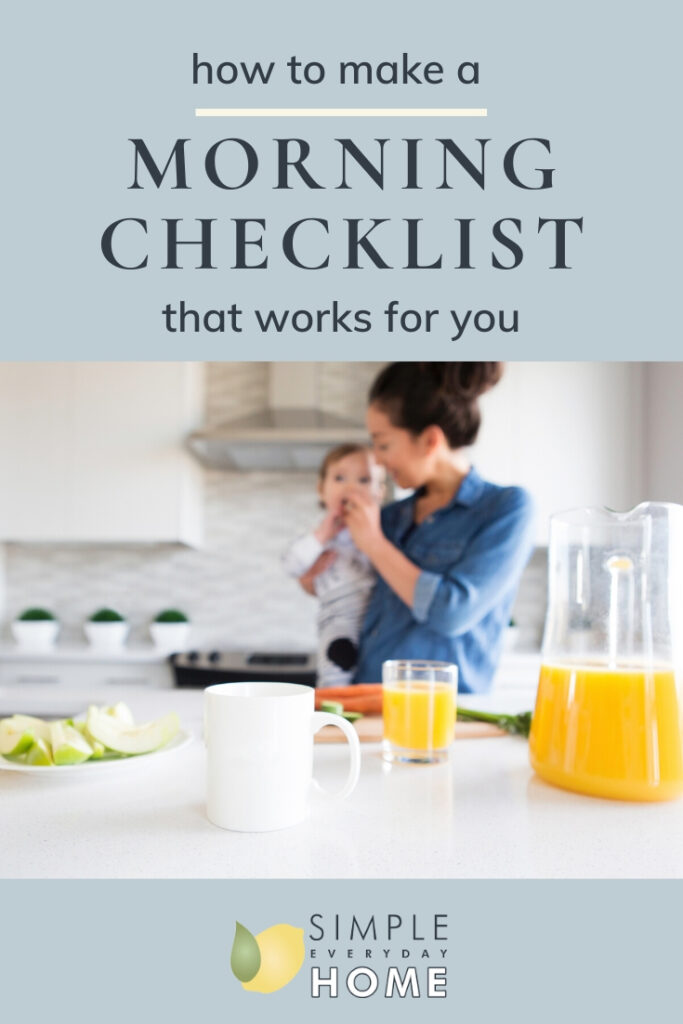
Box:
[315,715,504,743]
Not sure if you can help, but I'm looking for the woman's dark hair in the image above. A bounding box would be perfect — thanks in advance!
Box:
[368,362,503,448]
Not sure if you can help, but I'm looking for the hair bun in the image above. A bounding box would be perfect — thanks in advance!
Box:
[428,362,503,400]
[370,362,504,449]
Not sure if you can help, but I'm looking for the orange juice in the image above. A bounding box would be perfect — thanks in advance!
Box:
[529,663,683,801]
[383,682,455,752]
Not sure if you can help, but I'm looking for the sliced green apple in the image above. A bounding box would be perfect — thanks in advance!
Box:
[25,738,53,766]
[49,721,93,766]
[9,714,52,744]
[0,719,35,757]
[106,702,135,725]
[71,719,106,758]
[86,708,179,755]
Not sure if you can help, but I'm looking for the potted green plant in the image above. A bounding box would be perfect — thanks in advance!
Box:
[503,617,522,651]
[11,607,60,650]
[150,609,191,652]
[84,608,129,650]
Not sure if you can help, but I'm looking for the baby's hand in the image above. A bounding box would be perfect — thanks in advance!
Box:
[314,505,345,544]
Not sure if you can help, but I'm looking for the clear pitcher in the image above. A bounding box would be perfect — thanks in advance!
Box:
[529,502,683,801]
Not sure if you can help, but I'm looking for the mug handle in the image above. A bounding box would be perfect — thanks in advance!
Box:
[311,711,361,799]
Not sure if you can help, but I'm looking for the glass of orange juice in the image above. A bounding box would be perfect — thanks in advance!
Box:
[382,660,457,764]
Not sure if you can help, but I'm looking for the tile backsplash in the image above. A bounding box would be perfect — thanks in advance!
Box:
[3,472,326,648]
[0,363,547,650]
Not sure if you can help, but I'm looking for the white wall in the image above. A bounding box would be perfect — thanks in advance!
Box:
[643,364,683,503]
[475,362,646,541]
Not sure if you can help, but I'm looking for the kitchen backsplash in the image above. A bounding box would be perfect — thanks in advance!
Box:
[0,363,547,650]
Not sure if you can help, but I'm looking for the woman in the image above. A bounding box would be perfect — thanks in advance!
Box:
[335,362,535,693]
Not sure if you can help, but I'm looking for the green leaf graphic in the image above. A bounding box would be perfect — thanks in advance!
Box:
[231,922,261,982]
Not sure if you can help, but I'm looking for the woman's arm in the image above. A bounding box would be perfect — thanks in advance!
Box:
[412,490,535,636]
[360,533,421,607]
[345,486,535,637]
[343,491,421,606]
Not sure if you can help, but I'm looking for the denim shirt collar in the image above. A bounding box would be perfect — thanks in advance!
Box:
[394,466,485,534]
[444,465,485,509]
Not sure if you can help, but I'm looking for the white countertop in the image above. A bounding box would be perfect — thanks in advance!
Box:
[3,681,683,880]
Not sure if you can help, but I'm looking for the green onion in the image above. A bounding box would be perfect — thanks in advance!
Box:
[319,701,364,723]
[457,706,533,737]
[320,700,344,715]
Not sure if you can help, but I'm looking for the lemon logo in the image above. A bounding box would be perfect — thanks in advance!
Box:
[230,921,305,994]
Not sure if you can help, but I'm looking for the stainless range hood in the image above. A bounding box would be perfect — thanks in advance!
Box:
[187,365,368,471]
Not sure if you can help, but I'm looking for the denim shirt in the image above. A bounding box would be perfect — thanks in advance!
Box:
[354,468,535,693]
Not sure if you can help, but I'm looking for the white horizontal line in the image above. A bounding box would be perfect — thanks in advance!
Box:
[195,107,487,118]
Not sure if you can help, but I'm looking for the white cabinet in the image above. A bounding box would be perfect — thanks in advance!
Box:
[474,363,645,543]
[0,364,204,544]
[0,654,173,693]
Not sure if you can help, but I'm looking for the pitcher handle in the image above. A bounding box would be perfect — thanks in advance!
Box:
[311,711,361,799]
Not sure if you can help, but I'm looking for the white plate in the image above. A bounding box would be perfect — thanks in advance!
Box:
[0,729,193,777]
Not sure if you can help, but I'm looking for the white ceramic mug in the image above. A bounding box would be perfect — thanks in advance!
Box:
[204,682,361,832]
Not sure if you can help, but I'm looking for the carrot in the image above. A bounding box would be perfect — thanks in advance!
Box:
[314,684,381,707]
[334,695,383,716]
[316,683,381,696]
[316,695,383,716]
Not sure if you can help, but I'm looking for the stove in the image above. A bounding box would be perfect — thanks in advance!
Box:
[170,650,317,688]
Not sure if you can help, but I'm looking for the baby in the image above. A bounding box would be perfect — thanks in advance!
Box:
[283,443,384,688]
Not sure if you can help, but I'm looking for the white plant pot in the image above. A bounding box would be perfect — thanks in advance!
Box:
[149,622,191,652]
[84,621,129,651]
[502,626,522,652]
[11,620,60,650]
